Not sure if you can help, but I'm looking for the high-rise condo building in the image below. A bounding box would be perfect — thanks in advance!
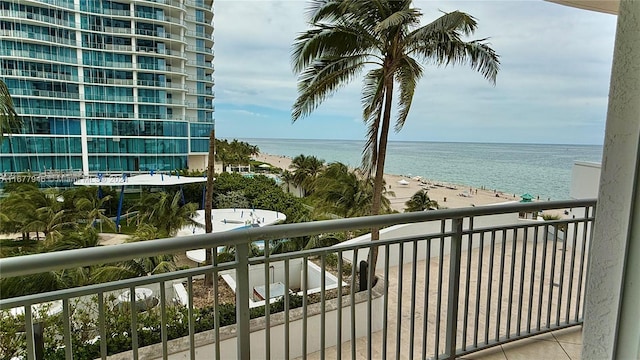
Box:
[0,0,215,175]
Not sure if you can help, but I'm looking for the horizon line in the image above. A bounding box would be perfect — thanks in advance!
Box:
[224,137,604,147]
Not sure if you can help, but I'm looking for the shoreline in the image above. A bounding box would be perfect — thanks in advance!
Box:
[253,152,524,212]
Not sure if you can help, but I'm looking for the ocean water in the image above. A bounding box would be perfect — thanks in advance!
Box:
[238,138,603,201]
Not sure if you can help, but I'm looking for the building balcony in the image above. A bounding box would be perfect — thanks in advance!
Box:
[0,69,78,82]
[0,199,594,359]
[3,50,77,64]
[11,89,80,100]
[0,30,76,46]
[0,10,76,28]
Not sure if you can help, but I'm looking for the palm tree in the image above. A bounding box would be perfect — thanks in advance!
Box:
[65,187,115,232]
[44,227,101,252]
[313,162,393,218]
[405,189,439,212]
[134,191,200,237]
[90,224,178,283]
[280,169,294,193]
[290,154,325,196]
[8,188,77,243]
[0,185,37,240]
[0,79,20,144]
[292,0,499,270]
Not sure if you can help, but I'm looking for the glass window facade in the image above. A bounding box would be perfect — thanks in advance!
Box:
[87,120,187,137]
[87,138,187,154]
[2,0,214,173]
[2,156,83,172]
[1,40,76,63]
[1,60,78,81]
[22,117,81,135]
[85,103,133,118]
[88,155,187,172]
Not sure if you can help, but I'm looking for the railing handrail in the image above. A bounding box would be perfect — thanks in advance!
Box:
[0,199,596,279]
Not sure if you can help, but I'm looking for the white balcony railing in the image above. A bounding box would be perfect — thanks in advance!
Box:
[0,199,595,359]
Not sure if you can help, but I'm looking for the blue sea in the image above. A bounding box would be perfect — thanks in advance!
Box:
[238,138,603,201]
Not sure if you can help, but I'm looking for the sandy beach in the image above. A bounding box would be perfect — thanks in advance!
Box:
[253,153,523,212]
[0,155,535,245]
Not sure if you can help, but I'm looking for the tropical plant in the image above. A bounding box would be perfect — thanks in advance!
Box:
[0,266,92,297]
[289,154,325,196]
[2,187,77,243]
[291,0,499,270]
[280,169,294,193]
[64,187,115,232]
[88,225,177,283]
[542,213,566,241]
[312,162,393,218]
[215,190,250,209]
[213,172,310,223]
[44,227,100,252]
[214,138,259,169]
[404,189,439,212]
[0,79,20,144]
[129,223,164,241]
[133,191,200,237]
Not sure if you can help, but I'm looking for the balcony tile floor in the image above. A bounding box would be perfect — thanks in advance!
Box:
[462,327,582,360]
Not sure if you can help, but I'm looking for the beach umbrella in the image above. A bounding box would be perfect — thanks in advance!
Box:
[520,193,534,202]
[398,179,409,185]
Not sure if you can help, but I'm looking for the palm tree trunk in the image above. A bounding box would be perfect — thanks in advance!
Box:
[8,137,17,172]
[204,130,215,286]
[368,73,394,287]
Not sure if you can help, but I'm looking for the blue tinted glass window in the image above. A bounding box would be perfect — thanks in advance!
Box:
[190,139,208,152]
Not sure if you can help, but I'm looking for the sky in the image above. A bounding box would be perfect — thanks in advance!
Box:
[212,0,618,145]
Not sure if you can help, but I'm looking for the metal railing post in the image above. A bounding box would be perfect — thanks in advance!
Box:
[235,243,251,360]
[444,217,464,359]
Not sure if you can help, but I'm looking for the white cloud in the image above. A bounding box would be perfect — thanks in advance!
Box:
[213,0,617,144]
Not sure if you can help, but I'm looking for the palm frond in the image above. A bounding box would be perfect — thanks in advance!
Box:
[361,107,381,176]
[374,8,420,34]
[394,56,423,132]
[150,259,177,274]
[0,79,20,143]
[360,68,385,175]
[306,0,342,23]
[91,265,139,283]
[292,54,368,121]
[459,40,500,84]
[292,23,380,73]
[361,68,385,121]
[406,10,478,42]
[409,33,499,85]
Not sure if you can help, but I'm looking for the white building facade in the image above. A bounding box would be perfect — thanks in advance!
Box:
[550,0,640,358]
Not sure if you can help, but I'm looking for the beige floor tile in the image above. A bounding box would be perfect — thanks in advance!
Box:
[552,327,582,345]
[501,338,570,360]
[528,332,555,342]
[460,345,508,360]
[558,342,582,360]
